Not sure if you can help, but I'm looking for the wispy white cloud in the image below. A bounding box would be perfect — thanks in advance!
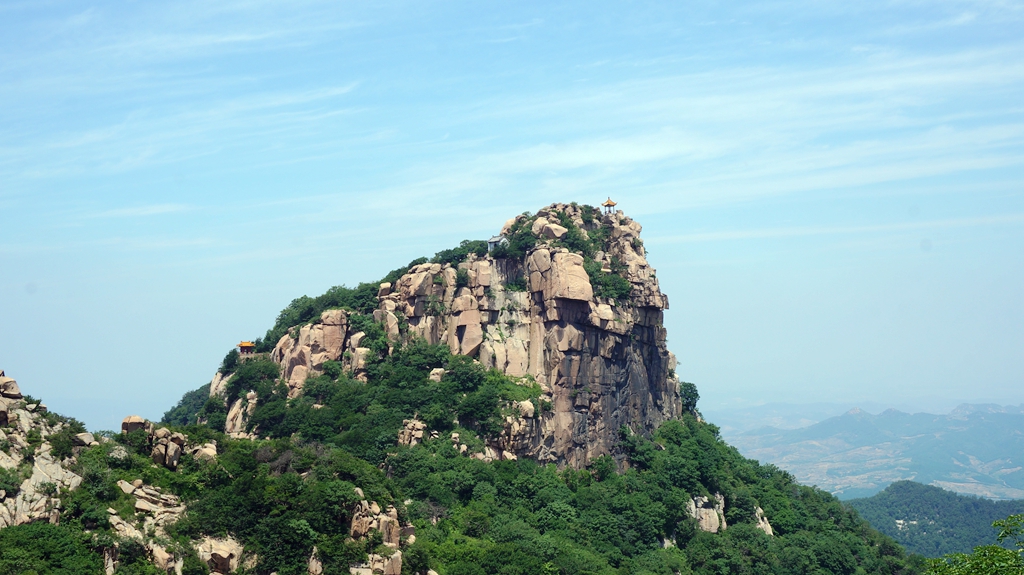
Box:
[3,0,1024,230]
[0,234,213,255]
[881,11,978,35]
[649,214,1024,244]
[476,131,715,173]
[89,204,193,218]
[0,83,360,180]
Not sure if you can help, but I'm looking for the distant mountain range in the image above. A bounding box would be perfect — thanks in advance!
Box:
[703,401,944,435]
[723,403,1024,499]
[847,480,1024,557]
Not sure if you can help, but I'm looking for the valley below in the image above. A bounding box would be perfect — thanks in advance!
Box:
[718,403,1024,500]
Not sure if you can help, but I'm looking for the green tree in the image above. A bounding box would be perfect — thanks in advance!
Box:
[679,381,699,413]
[927,514,1024,575]
[219,348,240,374]
[162,383,212,426]
[0,522,103,574]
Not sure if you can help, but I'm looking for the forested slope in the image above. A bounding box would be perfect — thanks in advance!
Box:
[0,203,928,574]
[848,481,1024,557]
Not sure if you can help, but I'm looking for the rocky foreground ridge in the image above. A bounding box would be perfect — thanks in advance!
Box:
[0,369,417,574]
[218,203,683,469]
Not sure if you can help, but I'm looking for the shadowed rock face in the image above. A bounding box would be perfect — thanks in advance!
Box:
[242,202,684,469]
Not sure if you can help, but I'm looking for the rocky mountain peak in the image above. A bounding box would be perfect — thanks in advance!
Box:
[216,202,685,469]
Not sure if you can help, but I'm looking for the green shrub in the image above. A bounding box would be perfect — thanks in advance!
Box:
[491,214,538,260]
[583,258,632,301]
[116,428,151,457]
[552,211,595,258]
[0,466,21,497]
[433,240,488,266]
[198,396,228,433]
[505,276,528,292]
[219,348,239,374]
[680,381,699,413]
[0,522,103,574]
[48,417,87,460]
[322,360,343,380]
[223,357,281,405]
[162,383,212,426]
[580,204,600,224]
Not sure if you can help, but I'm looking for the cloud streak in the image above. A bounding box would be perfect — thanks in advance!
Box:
[649,214,1024,244]
[88,204,194,218]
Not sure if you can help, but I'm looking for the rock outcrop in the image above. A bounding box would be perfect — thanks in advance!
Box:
[0,372,22,400]
[150,428,186,470]
[0,378,83,528]
[754,506,774,536]
[119,417,196,471]
[347,487,412,575]
[105,479,189,574]
[272,309,355,395]
[687,493,727,534]
[190,440,218,462]
[396,419,427,448]
[101,451,256,575]
[196,536,245,574]
[225,391,258,437]
[234,202,684,468]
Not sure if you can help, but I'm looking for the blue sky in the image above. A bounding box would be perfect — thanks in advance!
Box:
[1,1,1022,431]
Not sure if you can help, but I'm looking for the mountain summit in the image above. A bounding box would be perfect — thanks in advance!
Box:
[0,202,923,575]
[214,202,685,469]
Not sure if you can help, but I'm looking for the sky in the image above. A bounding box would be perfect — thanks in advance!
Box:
[1,1,1022,431]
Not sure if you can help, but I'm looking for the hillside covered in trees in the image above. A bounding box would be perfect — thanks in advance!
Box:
[848,481,1024,558]
[0,204,928,574]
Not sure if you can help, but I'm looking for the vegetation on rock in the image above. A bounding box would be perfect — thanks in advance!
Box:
[0,522,103,574]
[121,334,922,574]
[0,204,933,574]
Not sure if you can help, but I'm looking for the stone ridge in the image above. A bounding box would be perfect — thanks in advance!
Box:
[0,374,85,529]
[219,202,685,468]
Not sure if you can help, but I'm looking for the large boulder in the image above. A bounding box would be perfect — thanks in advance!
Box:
[190,441,218,462]
[121,415,148,434]
[164,441,182,470]
[73,432,95,446]
[197,537,243,574]
[547,252,593,301]
[209,370,231,399]
[0,376,21,399]
[687,493,727,533]
[531,216,550,236]
[397,419,427,448]
[541,222,568,239]
[754,506,774,536]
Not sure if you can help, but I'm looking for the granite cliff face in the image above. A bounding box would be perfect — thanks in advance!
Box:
[239,203,684,469]
[0,373,85,529]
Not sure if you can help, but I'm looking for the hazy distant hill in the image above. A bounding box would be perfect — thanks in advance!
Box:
[847,481,1024,557]
[728,403,1024,499]
[704,400,944,436]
